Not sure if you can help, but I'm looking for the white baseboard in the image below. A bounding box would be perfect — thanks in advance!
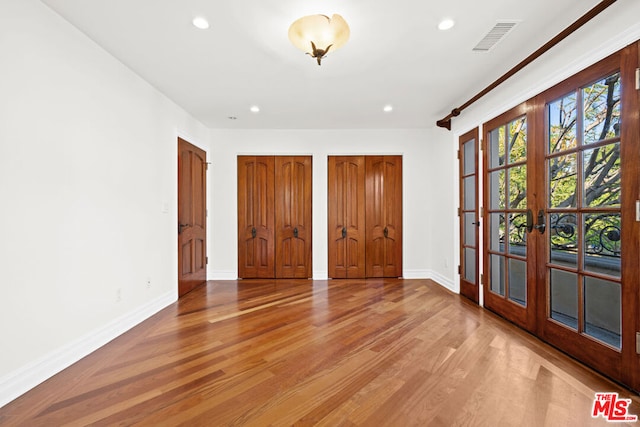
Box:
[427,270,456,293]
[402,269,431,279]
[208,270,237,280]
[0,291,176,408]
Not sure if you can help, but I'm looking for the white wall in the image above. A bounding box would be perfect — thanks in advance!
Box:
[428,0,640,297]
[0,0,209,406]
[207,128,448,283]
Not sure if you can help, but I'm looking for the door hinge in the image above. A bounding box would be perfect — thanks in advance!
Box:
[480,138,486,151]
[480,207,485,218]
[457,207,461,217]
[206,256,209,264]
[481,274,484,285]
[636,68,640,90]
[457,150,461,160]
[636,200,640,221]
[458,265,461,275]
[636,332,640,354]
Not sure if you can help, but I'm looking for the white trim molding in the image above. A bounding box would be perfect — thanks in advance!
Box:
[0,291,176,408]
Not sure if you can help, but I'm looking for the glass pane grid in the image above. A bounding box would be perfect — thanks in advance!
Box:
[544,70,623,350]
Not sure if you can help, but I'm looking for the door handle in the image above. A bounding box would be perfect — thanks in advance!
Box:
[526,209,534,233]
[293,227,299,238]
[471,221,480,227]
[534,210,546,234]
[178,223,188,234]
[342,227,347,239]
[384,227,389,238]
[251,227,257,238]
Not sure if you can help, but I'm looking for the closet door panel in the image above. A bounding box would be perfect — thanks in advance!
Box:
[366,156,403,278]
[328,156,366,278]
[238,156,275,278]
[275,156,312,278]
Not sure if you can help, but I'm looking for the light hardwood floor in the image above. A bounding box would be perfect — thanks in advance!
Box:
[1,279,638,426]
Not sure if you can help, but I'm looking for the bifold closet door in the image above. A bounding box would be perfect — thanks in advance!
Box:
[275,156,312,278]
[237,156,275,278]
[328,156,366,278]
[366,156,403,278]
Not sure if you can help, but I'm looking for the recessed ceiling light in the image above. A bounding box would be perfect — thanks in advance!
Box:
[250,106,260,113]
[383,105,393,113]
[438,19,455,31]
[192,17,210,30]
[228,116,237,120]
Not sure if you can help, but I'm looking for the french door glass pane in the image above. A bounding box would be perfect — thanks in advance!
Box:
[489,170,505,209]
[550,268,578,329]
[490,213,505,252]
[584,276,621,348]
[490,254,505,296]
[584,213,621,277]
[508,118,527,163]
[464,248,476,283]
[464,213,476,246]
[549,213,578,268]
[463,176,475,210]
[463,140,475,175]
[508,213,527,255]
[583,73,621,144]
[489,127,505,167]
[548,93,577,153]
[508,165,527,209]
[583,143,621,207]
[508,258,526,306]
[549,153,577,208]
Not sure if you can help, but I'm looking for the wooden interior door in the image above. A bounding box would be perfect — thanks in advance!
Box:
[327,156,366,278]
[177,138,207,297]
[237,156,275,278]
[366,156,403,278]
[275,156,312,278]
[459,128,480,303]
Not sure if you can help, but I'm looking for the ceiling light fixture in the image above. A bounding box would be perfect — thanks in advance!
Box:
[192,17,210,30]
[250,106,260,113]
[438,19,455,31]
[288,14,350,66]
[383,105,393,113]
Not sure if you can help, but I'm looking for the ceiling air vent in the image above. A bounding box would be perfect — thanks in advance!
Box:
[473,21,519,52]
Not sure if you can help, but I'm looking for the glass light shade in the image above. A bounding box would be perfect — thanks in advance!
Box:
[288,14,350,55]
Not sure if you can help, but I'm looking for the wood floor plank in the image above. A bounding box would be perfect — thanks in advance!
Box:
[1,279,638,426]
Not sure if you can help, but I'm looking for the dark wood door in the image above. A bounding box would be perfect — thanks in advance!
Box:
[237,156,275,278]
[275,156,312,278]
[328,156,366,278]
[177,138,207,297]
[481,43,640,392]
[483,102,536,331]
[366,156,403,278]
[459,128,480,303]
[533,45,640,391]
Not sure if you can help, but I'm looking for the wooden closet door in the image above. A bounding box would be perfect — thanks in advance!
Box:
[275,156,312,278]
[366,156,403,278]
[237,156,275,278]
[327,156,366,278]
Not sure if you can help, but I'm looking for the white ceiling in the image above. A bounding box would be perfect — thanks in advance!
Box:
[40,0,603,129]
